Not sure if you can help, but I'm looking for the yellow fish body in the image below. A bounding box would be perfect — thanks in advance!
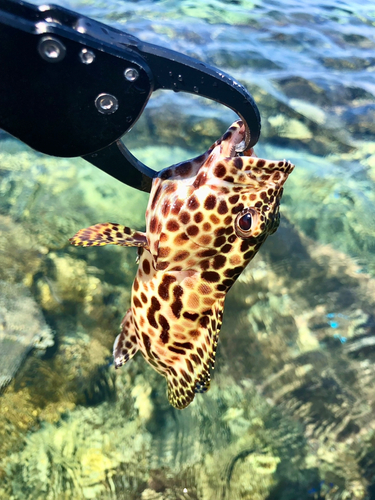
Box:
[70,121,294,409]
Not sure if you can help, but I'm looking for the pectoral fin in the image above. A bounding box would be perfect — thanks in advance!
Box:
[113,308,139,368]
[69,223,148,249]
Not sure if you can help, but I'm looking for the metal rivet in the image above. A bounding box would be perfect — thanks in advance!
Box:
[124,67,139,81]
[95,93,119,114]
[79,48,95,64]
[38,36,66,63]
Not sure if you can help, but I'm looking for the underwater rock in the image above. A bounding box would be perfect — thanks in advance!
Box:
[0,214,46,285]
[0,281,53,390]
[344,104,375,138]
[219,221,375,499]
[276,76,331,107]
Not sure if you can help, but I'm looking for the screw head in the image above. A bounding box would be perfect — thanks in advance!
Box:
[124,67,139,82]
[38,36,66,63]
[95,93,119,114]
[79,48,95,65]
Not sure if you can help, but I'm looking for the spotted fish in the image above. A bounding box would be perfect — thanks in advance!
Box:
[70,120,294,409]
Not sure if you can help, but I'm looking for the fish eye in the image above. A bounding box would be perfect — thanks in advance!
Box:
[235,208,258,239]
[238,212,252,231]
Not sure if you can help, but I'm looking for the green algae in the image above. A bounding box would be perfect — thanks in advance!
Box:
[0,403,151,500]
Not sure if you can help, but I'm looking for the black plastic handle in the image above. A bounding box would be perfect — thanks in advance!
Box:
[0,0,261,192]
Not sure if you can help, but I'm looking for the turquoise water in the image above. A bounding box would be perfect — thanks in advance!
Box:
[1,0,375,499]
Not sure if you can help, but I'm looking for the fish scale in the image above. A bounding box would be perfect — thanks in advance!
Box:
[70,120,294,409]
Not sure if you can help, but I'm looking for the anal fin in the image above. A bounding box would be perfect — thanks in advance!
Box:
[113,308,139,368]
[167,377,196,410]
[167,298,225,408]
[69,223,148,249]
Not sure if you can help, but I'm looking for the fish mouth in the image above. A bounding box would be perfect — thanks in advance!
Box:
[224,121,256,159]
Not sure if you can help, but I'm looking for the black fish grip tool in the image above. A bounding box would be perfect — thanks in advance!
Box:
[0,0,261,192]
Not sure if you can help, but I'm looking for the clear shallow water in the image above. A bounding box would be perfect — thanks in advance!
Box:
[1,0,375,499]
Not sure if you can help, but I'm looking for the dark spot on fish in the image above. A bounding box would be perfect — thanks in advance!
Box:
[199,249,217,257]
[200,260,210,271]
[214,236,226,247]
[174,342,193,350]
[233,157,243,169]
[160,329,169,343]
[190,353,201,364]
[150,296,161,312]
[202,271,220,282]
[151,184,162,210]
[179,211,191,224]
[168,346,186,355]
[204,195,217,210]
[225,266,243,278]
[214,163,227,178]
[166,220,179,232]
[171,285,183,318]
[158,275,177,301]
[142,333,151,350]
[161,200,171,217]
[200,316,210,328]
[193,172,207,188]
[244,250,255,259]
[157,261,169,271]
[133,297,142,308]
[142,259,151,274]
[187,225,199,236]
[187,195,200,211]
[229,194,239,205]
[176,161,192,176]
[232,203,244,214]
[186,359,194,374]
[171,199,183,215]
[213,254,226,269]
[194,212,204,223]
[218,200,228,214]
[174,251,189,262]
[183,312,199,321]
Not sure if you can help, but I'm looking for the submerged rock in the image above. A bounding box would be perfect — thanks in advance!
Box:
[0,281,53,390]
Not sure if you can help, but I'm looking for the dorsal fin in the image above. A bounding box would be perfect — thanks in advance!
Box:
[69,223,148,249]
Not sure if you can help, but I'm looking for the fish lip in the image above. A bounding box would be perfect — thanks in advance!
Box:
[226,122,249,158]
[235,140,246,154]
